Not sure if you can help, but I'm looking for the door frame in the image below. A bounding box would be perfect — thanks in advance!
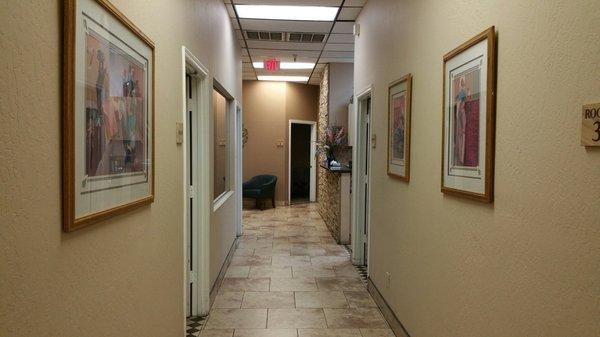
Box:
[235,103,243,237]
[182,46,211,318]
[288,120,317,205]
[351,86,373,267]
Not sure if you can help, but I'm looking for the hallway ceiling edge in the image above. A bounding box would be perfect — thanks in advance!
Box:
[223,0,364,85]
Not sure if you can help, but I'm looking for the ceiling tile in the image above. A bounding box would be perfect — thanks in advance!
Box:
[249,49,321,59]
[319,57,353,63]
[327,33,354,43]
[338,7,361,20]
[331,21,354,33]
[321,50,354,58]
[247,40,324,51]
[240,19,332,33]
[343,0,367,6]
[233,0,341,5]
[324,43,354,51]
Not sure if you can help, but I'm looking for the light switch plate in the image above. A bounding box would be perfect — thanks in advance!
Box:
[176,122,183,145]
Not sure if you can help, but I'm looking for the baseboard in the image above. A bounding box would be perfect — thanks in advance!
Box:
[367,278,412,337]
[209,236,240,306]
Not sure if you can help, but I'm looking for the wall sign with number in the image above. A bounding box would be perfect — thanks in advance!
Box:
[581,103,600,146]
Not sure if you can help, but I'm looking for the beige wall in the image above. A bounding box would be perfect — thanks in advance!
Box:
[355,1,600,336]
[328,62,354,130]
[242,81,319,203]
[0,1,241,336]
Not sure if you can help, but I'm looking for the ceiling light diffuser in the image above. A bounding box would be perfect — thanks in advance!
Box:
[257,75,309,82]
[235,5,338,21]
[253,62,315,70]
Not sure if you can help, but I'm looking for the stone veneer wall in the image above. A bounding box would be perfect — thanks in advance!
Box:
[317,65,341,242]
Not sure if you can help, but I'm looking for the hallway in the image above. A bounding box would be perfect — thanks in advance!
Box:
[198,204,394,337]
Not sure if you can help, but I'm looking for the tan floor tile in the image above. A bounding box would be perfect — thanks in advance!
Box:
[254,247,291,257]
[295,291,349,308]
[233,329,297,337]
[268,308,327,328]
[220,278,270,292]
[292,266,336,278]
[199,329,234,337]
[323,308,388,329]
[298,328,362,337]
[230,256,272,267]
[270,277,317,291]
[344,291,377,308]
[333,265,361,278]
[272,255,312,267]
[310,256,351,268]
[249,266,293,278]
[205,309,267,329]
[213,292,244,309]
[234,249,255,257]
[360,329,396,337]
[316,278,365,291]
[225,266,250,278]
[242,291,295,309]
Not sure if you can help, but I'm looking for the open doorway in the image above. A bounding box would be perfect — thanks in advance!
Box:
[288,120,316,205]
[182,47,211,319]
[351,88,372,269]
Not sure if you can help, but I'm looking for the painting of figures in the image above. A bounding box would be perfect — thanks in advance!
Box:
[63,0,154,231]
[84,31,146,177]
[387,74,412,181]
[391,91,406,163]
[451,68,480,168]
[441,26,496,203]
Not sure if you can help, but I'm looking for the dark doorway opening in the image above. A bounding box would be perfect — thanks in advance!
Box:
[290,123,312,204]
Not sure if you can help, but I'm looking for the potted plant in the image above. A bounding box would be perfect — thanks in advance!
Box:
[318,126,347,166]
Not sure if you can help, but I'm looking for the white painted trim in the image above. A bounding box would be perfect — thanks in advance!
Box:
[235,103,243,237]
[288,119,317,205]
[351,86,373,269]
[213,190,234,212]
[182,46,211,318]
[212,80,236,209]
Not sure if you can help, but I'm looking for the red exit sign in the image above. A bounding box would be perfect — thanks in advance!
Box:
[264,58,280,71]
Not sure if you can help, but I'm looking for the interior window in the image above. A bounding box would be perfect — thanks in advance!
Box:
[213,88,230,200]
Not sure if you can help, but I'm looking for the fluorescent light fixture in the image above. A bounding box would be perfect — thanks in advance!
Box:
[253,62,315,70]
[235,5,338,21]
[257,75,309,82]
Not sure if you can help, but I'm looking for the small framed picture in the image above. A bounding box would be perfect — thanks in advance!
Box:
[441,27,496,202]
[387,74,412,181]
[62,0,155,231]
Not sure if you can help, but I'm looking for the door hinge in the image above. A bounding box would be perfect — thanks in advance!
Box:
[187,186,196,198]
[188,270,197,283]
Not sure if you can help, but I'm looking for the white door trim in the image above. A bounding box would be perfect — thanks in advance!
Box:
[182,46,211,318]
[288,120,317,205]
[351,85,373,267]
[235,103,243,237]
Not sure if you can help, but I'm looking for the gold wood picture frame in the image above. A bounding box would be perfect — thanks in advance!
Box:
[63,0,155,231]
[387,74,413,181]
[441,26,496,202]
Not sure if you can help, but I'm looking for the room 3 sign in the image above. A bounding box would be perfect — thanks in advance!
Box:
[581,103,600,146]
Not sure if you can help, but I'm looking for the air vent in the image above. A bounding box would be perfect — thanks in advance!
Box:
[287,32,327,43]
[245,31,284,41]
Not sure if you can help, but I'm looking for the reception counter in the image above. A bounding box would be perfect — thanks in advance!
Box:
[318,162,352,244]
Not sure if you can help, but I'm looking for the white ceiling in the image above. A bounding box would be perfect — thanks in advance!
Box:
[223,0,365,85]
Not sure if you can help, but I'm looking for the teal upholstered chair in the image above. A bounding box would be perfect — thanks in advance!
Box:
[243,175,277,210]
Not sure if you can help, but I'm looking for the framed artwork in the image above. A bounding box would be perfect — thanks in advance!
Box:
[62,0,155,231]
[387,74,412,181]
[441,27,496,202]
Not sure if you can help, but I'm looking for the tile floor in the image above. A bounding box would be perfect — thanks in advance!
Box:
[196,203,395,337]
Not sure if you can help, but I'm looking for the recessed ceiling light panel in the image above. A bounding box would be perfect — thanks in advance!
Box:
[253,62,315,70]
[257,75,309,82]
[235,5,338,21]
